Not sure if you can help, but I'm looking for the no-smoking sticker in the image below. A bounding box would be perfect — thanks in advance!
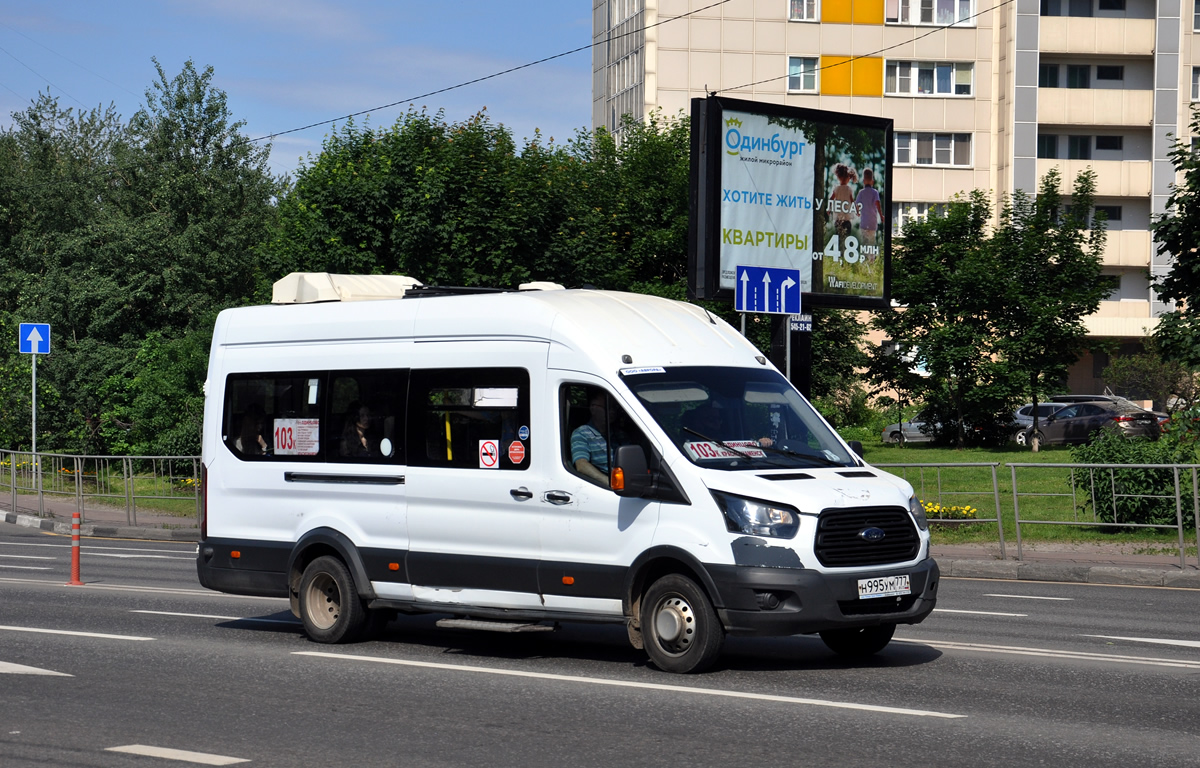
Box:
[479,439,499,469]
[508,440,525,464]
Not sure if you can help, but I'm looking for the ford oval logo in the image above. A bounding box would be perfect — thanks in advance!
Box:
[859,527,886,543]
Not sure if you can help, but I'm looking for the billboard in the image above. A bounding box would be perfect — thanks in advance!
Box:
[688,95,892,310]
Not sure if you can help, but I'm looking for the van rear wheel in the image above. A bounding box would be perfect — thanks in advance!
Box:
[820,623,895,658]
[299,555,368,643]
[641,574,723,674]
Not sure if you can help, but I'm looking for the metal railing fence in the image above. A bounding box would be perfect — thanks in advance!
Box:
[875,462,1006,559]
[1009,462,1200,569]
[0,450,201,527]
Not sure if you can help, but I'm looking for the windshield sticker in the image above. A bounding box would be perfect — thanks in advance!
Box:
[620,366,667,376]
[684,440,766,461]
[273,418,319,456]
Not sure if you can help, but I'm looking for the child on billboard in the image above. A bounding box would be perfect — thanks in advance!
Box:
[854,168,883,269]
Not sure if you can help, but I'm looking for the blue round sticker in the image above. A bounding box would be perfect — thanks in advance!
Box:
[518,425,530,441]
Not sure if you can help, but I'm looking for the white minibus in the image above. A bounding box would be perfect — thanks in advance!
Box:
[197,273,938,673]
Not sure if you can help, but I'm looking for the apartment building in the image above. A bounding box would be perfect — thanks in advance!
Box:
[592,0,1190,391]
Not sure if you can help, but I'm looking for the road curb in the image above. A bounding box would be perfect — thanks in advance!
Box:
[3,511,199,543]
[938,557,1200,589]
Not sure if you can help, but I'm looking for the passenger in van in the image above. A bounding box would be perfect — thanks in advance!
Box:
[342,402,382,457]
[235,403,270,456]
[571,392,613,487]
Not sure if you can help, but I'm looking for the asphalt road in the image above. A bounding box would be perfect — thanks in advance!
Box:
[2,521,1199,767]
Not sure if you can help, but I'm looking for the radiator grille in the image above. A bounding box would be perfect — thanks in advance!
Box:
[814,507,919,568]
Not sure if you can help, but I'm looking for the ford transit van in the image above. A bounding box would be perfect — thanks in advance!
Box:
[197,272,938,673]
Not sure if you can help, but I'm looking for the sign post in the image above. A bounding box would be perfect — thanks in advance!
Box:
[18,323,51,525]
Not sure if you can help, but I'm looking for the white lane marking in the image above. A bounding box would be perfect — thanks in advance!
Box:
[934,608,1028,617]
[106,745,248,765]
[295,651,965,719]
[897,638,1200,669]
[0,554,55,560]
[0,542,195,554]
[0,625,153,641]
[131,610,299,625]
[0,661,72,676]
[0,576,285,601]
[984,594,1073,601]
[0,565,51,571]
[1083,634,1200,650]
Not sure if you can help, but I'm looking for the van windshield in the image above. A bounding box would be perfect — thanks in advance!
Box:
[619,366,857,470]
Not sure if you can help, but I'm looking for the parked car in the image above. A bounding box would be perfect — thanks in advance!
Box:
[882,420,934,444]
[1049,394,1168,425]
[1022,400,1161,446]
[1012,402,1068,446]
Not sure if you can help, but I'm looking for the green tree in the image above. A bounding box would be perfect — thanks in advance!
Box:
[868,191,1023,447]
[1152,106,1200,367]
[993,168,1107,449]
[1102,342,1198,412]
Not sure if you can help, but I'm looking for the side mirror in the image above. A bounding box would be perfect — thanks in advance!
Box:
[847,440,864,458]
[612,445,652,498]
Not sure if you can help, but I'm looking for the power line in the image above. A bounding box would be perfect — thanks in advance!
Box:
[0,20,142,100]
[247,0,735,144]
[0,42,88,110]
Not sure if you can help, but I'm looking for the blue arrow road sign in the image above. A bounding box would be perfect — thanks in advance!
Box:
[19,323,51,355]
[735,266,801,315]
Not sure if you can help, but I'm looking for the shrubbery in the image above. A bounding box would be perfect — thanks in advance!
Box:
[1069,416,1200,528]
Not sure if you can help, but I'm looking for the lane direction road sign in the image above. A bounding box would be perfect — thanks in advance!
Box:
[19,323,51,355]
[735,266,801,315]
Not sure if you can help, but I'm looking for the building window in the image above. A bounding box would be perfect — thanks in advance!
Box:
[1098,0,1124,8]
[895,133,972,166]
[1095,205,1122,222]
[886,0,973,25]
[790,0,819,21]
[892,202,947,231]
[1098,275,1121,300]
[1195,0,1200,30]
[1066,65,1090,89]
[788,57,818,92]
[611,52,639,95]
[611,0,641,24]
[885,61,973,96]
[1037,135,1058,159]
[1039,64,1060,88]
[1193,68,1200,101]
[1067,135,1091,160]
[1096,65,1124,81]
[1095,135,1123,151]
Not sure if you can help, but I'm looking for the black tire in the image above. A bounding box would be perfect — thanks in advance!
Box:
[640,574,723,674]
[298,555,369,644]
[1014,429,1028,447]
[820,623,896,658]
[889,431,905,445]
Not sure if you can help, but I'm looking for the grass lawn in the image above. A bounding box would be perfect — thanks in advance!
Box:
[863,441,1199,555]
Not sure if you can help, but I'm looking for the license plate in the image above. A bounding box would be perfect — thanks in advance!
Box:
[857,574,911,599]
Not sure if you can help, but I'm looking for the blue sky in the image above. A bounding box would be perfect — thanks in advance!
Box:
[0,1,594,178]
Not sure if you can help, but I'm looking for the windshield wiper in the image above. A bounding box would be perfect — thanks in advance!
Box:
[756,443,846,467]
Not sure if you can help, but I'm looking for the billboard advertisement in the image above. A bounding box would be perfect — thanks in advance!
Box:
[689,95,892,310]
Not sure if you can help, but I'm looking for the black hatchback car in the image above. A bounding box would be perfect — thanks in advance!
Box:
[1024,400,1161,446]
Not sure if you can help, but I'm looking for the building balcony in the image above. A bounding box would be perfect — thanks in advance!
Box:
[1037,159,1151,197]
[1101,229,1152,267]
[1084,300,1157,338]
[1039,17,1155,56]
[1038,88,1152,127]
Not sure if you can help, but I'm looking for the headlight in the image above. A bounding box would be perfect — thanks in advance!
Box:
[711,491,800,539]
[909,495,929,531]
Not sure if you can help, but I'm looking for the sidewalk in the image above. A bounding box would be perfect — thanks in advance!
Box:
[4,493,1199,589]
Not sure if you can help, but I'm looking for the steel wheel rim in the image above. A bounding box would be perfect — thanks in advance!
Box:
[305,572,341,630]
[652,594,695,656]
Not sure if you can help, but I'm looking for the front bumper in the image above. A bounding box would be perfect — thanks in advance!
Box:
[708,557,939,636]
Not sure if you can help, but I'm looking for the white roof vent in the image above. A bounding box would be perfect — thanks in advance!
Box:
[271,272,423,304]
[518,281,566,291]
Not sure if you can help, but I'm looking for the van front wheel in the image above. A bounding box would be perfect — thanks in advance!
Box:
[820,623,895,658]
[641,574,723,674]
[299,555,368,643]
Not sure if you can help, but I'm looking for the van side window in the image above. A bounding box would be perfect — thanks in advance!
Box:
[408,368,530,470]
[327,370,407,464]
[223,373,324,461]
[560,384,655,489]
